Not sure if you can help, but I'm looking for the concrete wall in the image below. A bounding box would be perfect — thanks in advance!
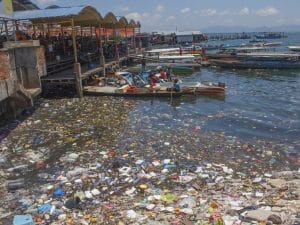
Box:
[0,40,47,120]
[0,49,19,102]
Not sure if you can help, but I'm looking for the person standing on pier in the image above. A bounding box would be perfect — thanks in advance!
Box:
[173,79,181,92]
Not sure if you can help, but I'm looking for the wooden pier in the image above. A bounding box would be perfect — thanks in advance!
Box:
[41,56,134,87]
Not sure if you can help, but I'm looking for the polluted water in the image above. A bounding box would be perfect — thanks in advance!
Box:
[0,95,299,225]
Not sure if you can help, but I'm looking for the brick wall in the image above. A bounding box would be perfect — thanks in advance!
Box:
[37,47,45,66]
[0,51,10,80]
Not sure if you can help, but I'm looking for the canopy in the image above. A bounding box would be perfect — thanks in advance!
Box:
[128,19,136,28]
[14,5,103,26]
[101,12,118,28]
[116,16,128,28]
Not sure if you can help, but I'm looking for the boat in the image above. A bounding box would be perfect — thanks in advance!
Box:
[241,42,282,47]
[85,71,225,97]
[83,86,183,97]
[159,81,225,94]
[255,32,286,39]
[209,52,300,69]
[288,46,300,52]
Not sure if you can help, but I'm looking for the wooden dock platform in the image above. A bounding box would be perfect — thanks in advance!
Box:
[42,56,131,86]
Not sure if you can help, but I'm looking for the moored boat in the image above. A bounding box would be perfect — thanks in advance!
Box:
[83,86,183,97]
[208,51,300,69]
[159,81,225,94]
[288,46,300,52]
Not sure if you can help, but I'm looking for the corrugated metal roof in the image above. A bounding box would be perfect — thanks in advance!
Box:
[14,6,87,20]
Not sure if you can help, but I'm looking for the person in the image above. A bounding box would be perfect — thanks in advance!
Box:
[166,64,172,81]
[159,68,167,81]
[173,79,181,92]
[149,73,158,87]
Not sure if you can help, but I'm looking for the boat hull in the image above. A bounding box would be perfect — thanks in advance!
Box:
[210,59,300,69]
[83,87,183,97]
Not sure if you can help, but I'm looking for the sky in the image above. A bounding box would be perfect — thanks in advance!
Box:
[30,0,300,32]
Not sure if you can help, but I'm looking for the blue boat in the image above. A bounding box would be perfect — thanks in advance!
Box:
[255,32,286,39]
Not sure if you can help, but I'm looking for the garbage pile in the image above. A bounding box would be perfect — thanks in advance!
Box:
[1,153,300,224]
[0,97,299,224]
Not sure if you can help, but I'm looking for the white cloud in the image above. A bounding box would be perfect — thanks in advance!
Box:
[126,12,143,22]
[118,6,130,12]
[156,5,164,13]
[167,16,176,21]
[239,7,250,16]
[200,8,217,16]
[126,11,163,27]
[181,8,190,14]
[255,6,279,16]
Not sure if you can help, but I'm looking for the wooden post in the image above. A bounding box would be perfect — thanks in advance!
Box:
[61,26,66,56]
[47,24,51,40]
[4,20,9,40]
[125,27,129,57]
[71,18,83,98]
[114,27,120,68]
[33,25,36,39]
[133,27,136,54]
[99,25,106,77]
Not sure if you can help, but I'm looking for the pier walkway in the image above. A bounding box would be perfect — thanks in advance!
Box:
[41,56,134,86]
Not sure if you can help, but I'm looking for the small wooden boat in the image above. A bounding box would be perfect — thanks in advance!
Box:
[159,81,225,94]
[83,86,183,97]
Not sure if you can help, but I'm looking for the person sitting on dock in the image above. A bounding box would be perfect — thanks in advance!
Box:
[173,79,181,92]
[149,73,158,87]
[159,68,167,81]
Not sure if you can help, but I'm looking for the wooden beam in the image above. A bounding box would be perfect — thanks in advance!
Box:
[71,18,78,63]
[4,20,9,40]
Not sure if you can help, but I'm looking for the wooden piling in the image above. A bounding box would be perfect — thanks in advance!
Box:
[71,18,83,98]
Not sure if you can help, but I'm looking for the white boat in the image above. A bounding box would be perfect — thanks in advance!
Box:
[159,81,225,94]
[158,54,195,60]
[145,48,180,55]
[288,46,300,52]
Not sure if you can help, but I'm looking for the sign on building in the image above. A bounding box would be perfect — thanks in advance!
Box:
[0,0,13,18]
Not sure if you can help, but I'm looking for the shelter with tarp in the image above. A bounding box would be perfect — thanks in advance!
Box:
[13,5,140,97]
